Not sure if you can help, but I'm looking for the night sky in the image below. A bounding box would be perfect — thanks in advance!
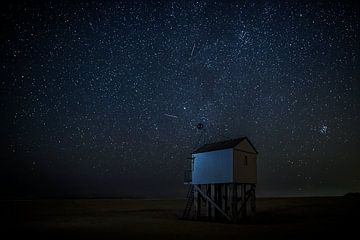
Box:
[1,1,359,198]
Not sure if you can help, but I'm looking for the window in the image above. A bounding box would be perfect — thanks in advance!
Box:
[245,155,248,166]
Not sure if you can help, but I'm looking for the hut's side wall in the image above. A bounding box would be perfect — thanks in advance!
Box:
[192,149,233,184]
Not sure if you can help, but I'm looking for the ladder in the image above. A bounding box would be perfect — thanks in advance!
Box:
[182,185,194,219]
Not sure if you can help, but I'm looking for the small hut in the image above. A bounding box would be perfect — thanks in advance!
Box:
[183,137,258,222]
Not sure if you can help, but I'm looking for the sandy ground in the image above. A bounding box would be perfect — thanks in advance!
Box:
[1,197,359,239]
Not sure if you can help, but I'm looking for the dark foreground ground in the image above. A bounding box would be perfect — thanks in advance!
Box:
[1,197,359,239]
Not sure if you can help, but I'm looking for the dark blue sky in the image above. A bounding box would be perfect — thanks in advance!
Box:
[0,0,359,198]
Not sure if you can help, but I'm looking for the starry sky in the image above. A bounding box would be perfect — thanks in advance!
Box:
[0,0,359,198]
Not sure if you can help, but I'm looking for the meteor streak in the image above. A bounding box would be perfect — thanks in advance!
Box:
[164,113,179,119]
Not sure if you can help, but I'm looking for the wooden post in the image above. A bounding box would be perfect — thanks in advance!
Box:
[194,184,198,219]
[250,184,256,218]
[195,184,201,219]
[211,184,216,219]
[218,184,223,220]
[241,184,246,218]
[206,184,211,219]
[214,184,222,219]
[224,184,228,215]
[232,183,237,221]
[245,184,252,217]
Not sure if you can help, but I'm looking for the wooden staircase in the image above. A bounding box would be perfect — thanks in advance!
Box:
[181,185,194,219]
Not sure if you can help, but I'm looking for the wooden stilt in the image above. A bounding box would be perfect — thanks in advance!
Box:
[183,183,256,222]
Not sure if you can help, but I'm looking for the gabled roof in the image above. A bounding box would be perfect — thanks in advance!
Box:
[192,137,258,154]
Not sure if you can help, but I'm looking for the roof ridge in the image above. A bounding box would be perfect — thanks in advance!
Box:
[192,137,249,154]
[201,137,245,147]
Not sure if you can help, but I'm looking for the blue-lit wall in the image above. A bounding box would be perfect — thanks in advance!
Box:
[192,148,233,184]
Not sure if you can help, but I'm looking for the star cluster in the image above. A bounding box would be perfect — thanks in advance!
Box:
[0,1,359,198]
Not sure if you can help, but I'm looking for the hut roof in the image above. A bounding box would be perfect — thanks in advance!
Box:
[192,137,258,154]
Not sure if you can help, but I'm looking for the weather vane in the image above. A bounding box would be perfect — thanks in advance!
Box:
[196,122,204,130]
